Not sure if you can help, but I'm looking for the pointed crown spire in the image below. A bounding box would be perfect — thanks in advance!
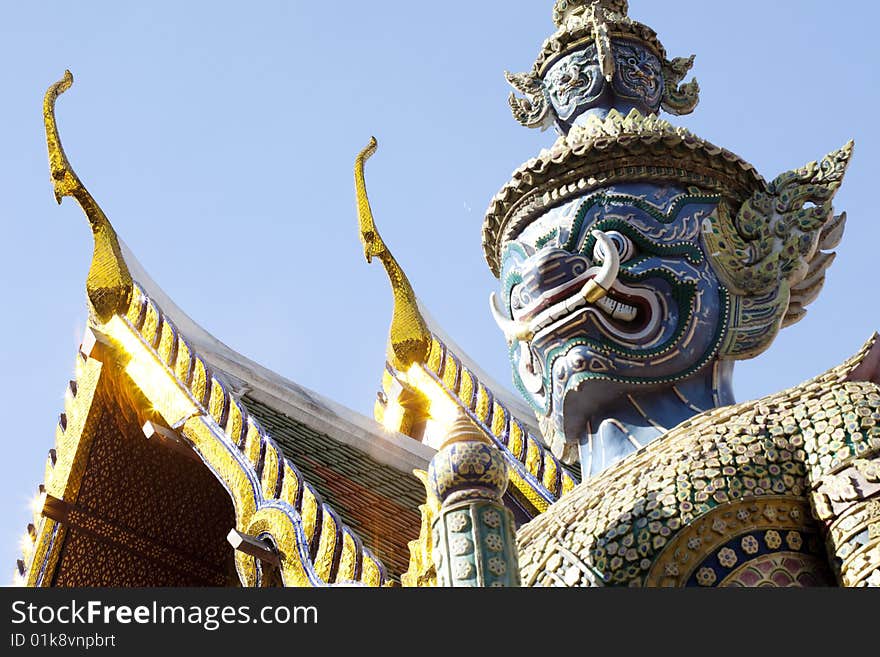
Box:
[552,0,629,27]
[542,0,664,73]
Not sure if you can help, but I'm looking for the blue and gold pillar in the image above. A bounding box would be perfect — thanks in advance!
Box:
[428,414,520,587]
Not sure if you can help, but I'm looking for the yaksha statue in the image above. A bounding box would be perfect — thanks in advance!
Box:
[486,0,876,587]
[490,0,852,477]
[370,0,880,588]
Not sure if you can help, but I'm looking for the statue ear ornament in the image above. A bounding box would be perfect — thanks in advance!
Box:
[505,71,554,131]
[707,141,854,359]
[660,55,700,116]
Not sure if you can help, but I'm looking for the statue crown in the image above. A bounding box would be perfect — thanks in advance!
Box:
[504,0,700,135]
[552,0,629,27]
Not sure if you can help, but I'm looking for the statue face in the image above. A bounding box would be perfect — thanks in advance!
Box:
[611,42,663,109]
[496,184,729,440]
[543,40,664,128]
[545,45,604,122]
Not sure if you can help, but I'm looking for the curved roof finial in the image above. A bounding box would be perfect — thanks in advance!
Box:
[44,70,132,323]
[355,138,431,370]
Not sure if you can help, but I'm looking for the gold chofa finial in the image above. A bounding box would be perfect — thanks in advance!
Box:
[553,0,628,27]
[355,138,431,370]
[44,71,132,323]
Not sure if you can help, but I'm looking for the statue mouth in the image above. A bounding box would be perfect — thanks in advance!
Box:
[526,279,661,345]
[491,230,664,346]
[500,276,664,402]
[518,274,636,325]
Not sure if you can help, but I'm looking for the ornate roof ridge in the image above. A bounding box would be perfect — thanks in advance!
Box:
[116,238,435,475]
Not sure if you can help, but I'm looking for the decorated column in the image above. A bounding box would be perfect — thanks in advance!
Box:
[428,414,520,587]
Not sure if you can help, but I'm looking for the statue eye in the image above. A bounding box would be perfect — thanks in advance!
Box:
[509,284,531,315]
[602,231,636,262]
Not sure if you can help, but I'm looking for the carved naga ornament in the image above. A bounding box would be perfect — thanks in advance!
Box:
[45,71,132,323]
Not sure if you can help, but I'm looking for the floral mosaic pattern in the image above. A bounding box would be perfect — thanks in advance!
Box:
[723,554,833,588]
[517,339,880,587]
[433,501,520,588]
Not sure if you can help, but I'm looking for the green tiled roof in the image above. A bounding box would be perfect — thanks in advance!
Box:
[240,396,425,580]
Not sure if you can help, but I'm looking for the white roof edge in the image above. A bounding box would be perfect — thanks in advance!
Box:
[120,241,434,474]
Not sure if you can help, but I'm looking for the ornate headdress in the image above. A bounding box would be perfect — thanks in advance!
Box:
[505,0,700,130]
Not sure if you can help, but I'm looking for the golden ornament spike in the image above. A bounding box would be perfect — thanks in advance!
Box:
[401,469,438,588]
[586,2,615,82]
[44,70,132,323]
[552,0,629,27]
[355,137,430,370]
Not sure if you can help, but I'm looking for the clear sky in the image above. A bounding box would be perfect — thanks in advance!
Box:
[2,1,878,581]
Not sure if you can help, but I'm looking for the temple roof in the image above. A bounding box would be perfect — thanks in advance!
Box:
[121,241,434,477]
[121,242,432,579]
[240,395,425,577]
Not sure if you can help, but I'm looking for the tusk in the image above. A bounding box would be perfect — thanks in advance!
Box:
[581,230,620,303]
[591,230,621,289]
[489,292,534,344]
[491,231,621,342]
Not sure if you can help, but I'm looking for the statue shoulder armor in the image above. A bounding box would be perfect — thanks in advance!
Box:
[518,335,880,587]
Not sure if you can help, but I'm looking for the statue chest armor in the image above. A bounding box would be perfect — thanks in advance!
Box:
[517,367,880,587]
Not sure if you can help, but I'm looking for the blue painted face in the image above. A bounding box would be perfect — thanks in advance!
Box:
[543,39,664,132]
[611,42,663,109]
[545,45,605,122]
[498,183,729,440]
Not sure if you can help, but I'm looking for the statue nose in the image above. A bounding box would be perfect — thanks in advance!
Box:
[521,249,589,294]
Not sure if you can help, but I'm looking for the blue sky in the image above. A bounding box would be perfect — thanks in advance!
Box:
[2,1,878,581]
